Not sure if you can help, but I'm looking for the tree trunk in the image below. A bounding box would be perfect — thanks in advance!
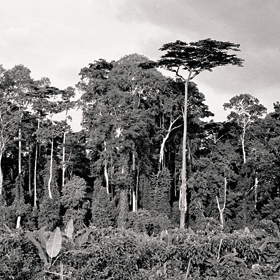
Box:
[62,109,69,187]
[104,142,109,194]
[216,177,227,228]
[135,167,139,212]
[132,151,137,212]
[33,119,40,209]
[28,142,32,197]
[254,176,258,209]
[62,131,66,187]
[159,117,180,172]
[18,127,22,175]
[118,165,128,228]
[0,153,3,196]
[118,188,128,228]
[241,124,246,164]
[34,144,38,209]
[104,160,109,194]
[179,79,190,229]
[47,137,54,199]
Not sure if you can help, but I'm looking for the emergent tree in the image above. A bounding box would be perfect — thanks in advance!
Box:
[155,39,244,228]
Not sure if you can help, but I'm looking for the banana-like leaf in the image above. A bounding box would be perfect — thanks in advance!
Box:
[65,219,74,240]
[37,226,48,249]
[26,231,49,265]
[46,227,62,258]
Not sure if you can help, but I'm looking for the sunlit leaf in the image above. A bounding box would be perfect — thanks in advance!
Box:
[46,227,62,258]
[65,219,74,239]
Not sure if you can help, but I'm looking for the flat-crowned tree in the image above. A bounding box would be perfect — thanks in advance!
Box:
[142,39,244,228]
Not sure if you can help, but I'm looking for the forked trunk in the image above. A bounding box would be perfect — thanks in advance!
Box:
[216,177,227,229]
[159,117,181,172]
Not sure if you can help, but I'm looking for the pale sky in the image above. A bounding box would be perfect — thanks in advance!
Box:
[1,0,279,131]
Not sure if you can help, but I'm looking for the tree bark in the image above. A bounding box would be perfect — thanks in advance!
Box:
[132,150,137,212]
[33,119,40,209]
[34,144,38,209]
[62,131,66,187]
[118,164,128,228]
[104,142,109,194]
[18,127,22,175]
[47,137,54,199]
[28,142,32,197]
[0,153,3,196]
[179,78,190,229]
[159,117,180,172]
[241,123,246,164]
[118,188,128,228]
[216,177,227,229]
[254,176,258,209]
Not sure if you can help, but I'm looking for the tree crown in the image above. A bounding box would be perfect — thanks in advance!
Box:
[140,39,244,81]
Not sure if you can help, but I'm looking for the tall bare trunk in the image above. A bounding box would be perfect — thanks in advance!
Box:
[118,165,128,228]
[254,176,258,209]
[47,137,54,199]
[159,117,180,172]
[0,153,3,196]
[132,151,137,212]
[62,109,68,187]
[118,187,128,228]
[62,131,66,187]
[179,79,189,229]
[28,142,32,197]
[34,144,38,209]
[18,127,22,175]
[135,167,139,212]
[241,124,246,164]
[33,119,40,209]
[104,141,109,194]
[216,177,227,229]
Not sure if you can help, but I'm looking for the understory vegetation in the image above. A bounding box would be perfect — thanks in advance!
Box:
[1,218,280,279]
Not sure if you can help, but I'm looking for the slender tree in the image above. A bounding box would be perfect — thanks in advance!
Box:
[153,39,244,228]
[224,93,267,164]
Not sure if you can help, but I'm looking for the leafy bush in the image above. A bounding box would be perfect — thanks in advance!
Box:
[60,175,90,229]
[126,209,172,235]
[0,226,42,280]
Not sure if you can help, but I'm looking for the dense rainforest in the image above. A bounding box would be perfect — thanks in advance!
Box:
[1,40,280,279]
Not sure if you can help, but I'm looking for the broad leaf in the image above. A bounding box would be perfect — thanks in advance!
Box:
[46,227,62,258]
[65,219,74,239]
[37,226,48,249]
[26,231,48,265]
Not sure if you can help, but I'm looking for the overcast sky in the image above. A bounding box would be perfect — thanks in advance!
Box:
[1,0,279,131]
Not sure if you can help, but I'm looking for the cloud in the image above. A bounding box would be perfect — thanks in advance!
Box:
[1,0,279,126]
[114,0,280,113]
